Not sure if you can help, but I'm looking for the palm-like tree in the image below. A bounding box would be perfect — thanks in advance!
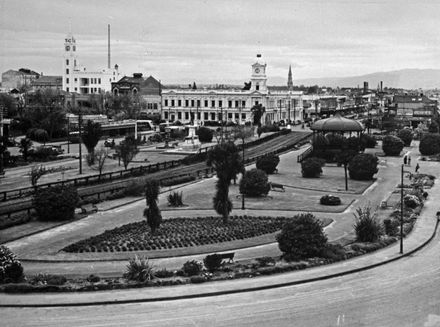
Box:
[82,120,102,165]
[207,141,244,224]
[143,179,162,234]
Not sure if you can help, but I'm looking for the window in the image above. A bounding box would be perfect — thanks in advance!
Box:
[75,87,77,91]
[66,78,69,84]
[178,112,182,120]
[74,78,77,82]
[185,112,189,120]
[204,100,208,107]
[178,100,182,107]
[242,100,246,107]
[242,113,246,119]
[153,103,158,109]
[185,100,189,107]
[66,68,69,74]
[228,113,233,119]
[235,113,239,119]
[98,78,101,84]
[204,112,209,120]
[211,113,216,120]
[235,100,239,108]
[66,59,69,65]
[211,100,215,107]
[256,84,260,91]
[191,100,195,107]
[164,99,168,106]
[171,100,175,107]
[66,87,69,92]
[219,100,222,107]
[197,100,201,107]
[164,112,168,119]
[228,100,232,108]
[74,60,77,66]
[197,112,201,119]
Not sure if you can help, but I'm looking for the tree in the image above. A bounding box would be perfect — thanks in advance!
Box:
[239,168,270,197]
[82,120,102,165]
[19,137,33,162]
[143,179,162,234]
[276,213,328,260]
[207,141,244,224]
[30,165,47,188]
[428,121,439,133]
[93,146,109,178]
[251,104,265,128]
[397,129,413,146]
[197,126,214,143]
[256,153,280,174]
[348,153,379,181]
[301,157,324,178]
[335,138,359,191]
[34,185,79,221]
[115,135,139,170]
[419,133,440,155]
[382,135,404,156]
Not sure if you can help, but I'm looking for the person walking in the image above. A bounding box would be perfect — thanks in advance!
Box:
[415,163,420,173]
[403,155,407,165]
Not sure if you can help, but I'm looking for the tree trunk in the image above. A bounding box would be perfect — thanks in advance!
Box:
[344,164,348,191]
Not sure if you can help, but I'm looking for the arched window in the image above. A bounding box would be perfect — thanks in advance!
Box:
[113,88,119,96]
[133,88,138,95]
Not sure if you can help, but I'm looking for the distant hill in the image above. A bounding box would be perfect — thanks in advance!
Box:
[293,69,440,89]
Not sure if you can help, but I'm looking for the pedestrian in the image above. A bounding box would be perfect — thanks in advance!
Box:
[415,163,420,173]
[408,155,411,166]
[403,155,407,165]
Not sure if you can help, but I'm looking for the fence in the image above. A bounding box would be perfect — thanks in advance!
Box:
[297,146,313,163]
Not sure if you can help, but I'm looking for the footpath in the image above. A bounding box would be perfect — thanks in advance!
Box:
[1,142,440,306]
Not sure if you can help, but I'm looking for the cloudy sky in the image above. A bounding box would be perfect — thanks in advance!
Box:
[1,0,439,84]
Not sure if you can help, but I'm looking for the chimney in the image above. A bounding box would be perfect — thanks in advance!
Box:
[107,24,111,69]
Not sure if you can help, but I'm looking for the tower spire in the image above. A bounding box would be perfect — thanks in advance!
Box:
[287,65,293,90]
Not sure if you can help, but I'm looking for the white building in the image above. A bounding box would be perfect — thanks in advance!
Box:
[161,56,304,125]
[62,32,120,95]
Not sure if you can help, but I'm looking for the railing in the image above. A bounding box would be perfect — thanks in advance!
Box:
[297,146,313,163]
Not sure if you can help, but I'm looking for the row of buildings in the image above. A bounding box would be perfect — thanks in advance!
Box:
[1,27,438,128]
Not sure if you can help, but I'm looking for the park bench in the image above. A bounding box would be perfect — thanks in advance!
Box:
[219,252,235,263]
[80,203,98,214]
[270,182,285,192]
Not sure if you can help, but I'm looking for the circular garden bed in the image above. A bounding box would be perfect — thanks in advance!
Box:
[63,215,305,253]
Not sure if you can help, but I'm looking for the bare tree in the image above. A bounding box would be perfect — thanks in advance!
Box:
[30,165,47,189]
[93,146,109,178]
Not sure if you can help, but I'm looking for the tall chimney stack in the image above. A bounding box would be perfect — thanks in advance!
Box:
[107,24,111,69]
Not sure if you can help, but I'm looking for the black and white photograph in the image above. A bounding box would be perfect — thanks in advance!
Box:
[1,0,440,326]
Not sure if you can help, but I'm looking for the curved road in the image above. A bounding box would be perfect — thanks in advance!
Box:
[2,228,440,326]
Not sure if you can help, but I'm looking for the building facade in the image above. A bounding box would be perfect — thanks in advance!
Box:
[31,75,62,90]
[62,33,120,95]
[1,68,40,90]
[161,56,304,125]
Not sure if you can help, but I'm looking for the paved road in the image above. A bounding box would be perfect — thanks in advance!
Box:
[2,225,440,326]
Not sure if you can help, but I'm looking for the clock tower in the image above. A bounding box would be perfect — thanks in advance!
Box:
[63,33,77,92]
[250,54,267,92]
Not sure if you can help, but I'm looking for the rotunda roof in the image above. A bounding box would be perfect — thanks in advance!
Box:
[310,114,364,132]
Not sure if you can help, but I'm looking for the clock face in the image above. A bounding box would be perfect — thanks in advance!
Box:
[255,67,260,74]
[65,45,70,51]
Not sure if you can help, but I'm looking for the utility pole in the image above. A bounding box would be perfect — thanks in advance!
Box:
[0,105,4,175]
[400,164,404,254]
[73,93,82,174]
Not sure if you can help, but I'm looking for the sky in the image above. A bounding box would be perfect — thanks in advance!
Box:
[1,0,440,85]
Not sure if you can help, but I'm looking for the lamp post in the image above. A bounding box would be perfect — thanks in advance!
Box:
[400,164,412,254]
[67,116,70,154]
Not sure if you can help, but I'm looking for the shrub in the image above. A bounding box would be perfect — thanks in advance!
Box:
[239,169,270,197]
[382,135,404,156]
[255,256,276,267]
[403,194,420,209]
[34,185,79,221]
[123,256,154,282]
[320,194,341,205]
[301,157,324,178]
[276,213,328,260]
[348,153,379,180]
[197,127,214,143]
[27,128,49,143]
[397,129,413,146]
[256,154,280,174]
[353,206,383,242]
[167,191,184,207]
[419,133,440,155]
[154,268,175,279]
[0,246,24,283]
[203,254,223,272]
[190,276,207,284]
[124,180,145,196]
[28,146,62,161]
[383,219,399,236]
[360,134,377,148]
[30,274,67,286]
[181,260,202,276]
[86,274,101,283]
[161,175,196,187]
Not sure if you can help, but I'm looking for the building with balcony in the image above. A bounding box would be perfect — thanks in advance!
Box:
[161,55,304,125]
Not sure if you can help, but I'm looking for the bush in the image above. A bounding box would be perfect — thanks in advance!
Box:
[123,256,154,282]
[203,254,223,272]
[383,219,399,236]
[382,135,404,156]
[419,133,440,155]
[30,274,67,286]
[397,129,413,146]
[276,213,328,260]
[124,180,145,196]
[348,153,379,180]
[403,194,420,209]
[154,268,175,279]
[256,154,280,174]
[86,274,101,283]
[190,276,207,284]
[259,124,280,133]
[34,185,79,221]
[167,191,184,207]
[161,175,196,187]
[197,127,214,143]
[28,146,62,161]
[353,206,383,242]
[360,134,377,148]
[320,194,341,205]
[181,260,202,276]
[255,256,276,267]
[27,128,49,143]
[239,169,270,197]
[301,157,324,178]
[0,246,24,283]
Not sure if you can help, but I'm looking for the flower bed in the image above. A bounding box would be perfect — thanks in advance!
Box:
[62,215,292,253]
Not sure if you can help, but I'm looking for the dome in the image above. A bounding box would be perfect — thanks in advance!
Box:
[310,114,364,132]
